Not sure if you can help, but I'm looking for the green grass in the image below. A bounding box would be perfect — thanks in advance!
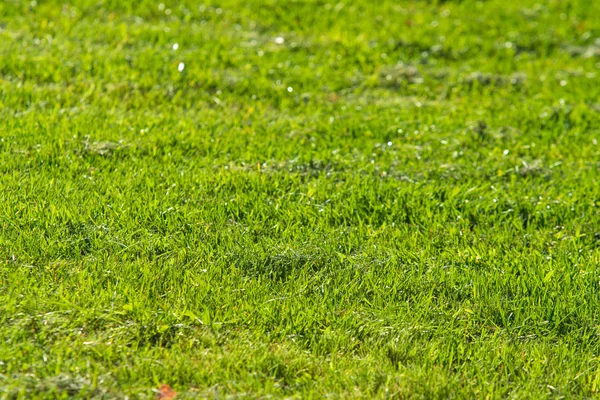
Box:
[1,0,600,398]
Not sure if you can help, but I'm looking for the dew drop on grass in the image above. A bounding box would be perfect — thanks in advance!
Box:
[172,43,179,50]
[178,62,185,72]
[274,37,285,44]
[287,86,293,92]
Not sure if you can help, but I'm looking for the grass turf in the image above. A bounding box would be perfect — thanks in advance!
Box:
[1,0,600,398]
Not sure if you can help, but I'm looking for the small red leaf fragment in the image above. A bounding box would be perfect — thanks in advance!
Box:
[157,384,177,400]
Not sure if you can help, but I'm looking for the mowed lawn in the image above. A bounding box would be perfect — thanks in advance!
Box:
[1,0,600,398]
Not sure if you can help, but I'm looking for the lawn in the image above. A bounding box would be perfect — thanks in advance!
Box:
[1,0,600,398]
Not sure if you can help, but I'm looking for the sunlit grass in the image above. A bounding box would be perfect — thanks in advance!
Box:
[1,0,600,398]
